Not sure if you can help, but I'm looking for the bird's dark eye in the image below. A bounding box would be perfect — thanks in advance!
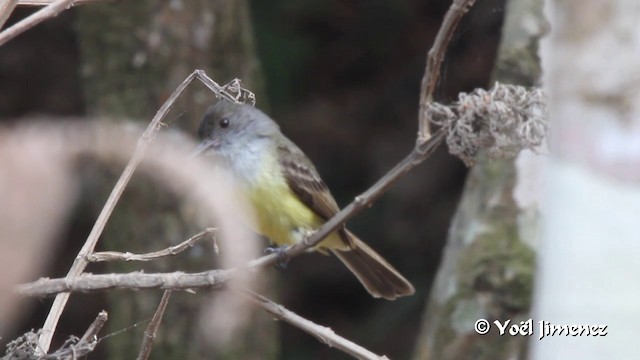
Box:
[219,118,230,128]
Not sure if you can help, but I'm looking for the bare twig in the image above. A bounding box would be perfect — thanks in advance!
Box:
[0,0,18,30]
[37,71,251,354]
[196,74,256,106]
[136,291,171,360]
[77,310,109,345]
[418,0,477,140]
[0,0,76,47]
[88,228,217,262]
[235,288,388,360]
[18,270,232,296]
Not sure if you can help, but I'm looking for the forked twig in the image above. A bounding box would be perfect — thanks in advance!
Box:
[88,228,217,263]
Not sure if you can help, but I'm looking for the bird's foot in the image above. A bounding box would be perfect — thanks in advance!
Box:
[263,245,290,269]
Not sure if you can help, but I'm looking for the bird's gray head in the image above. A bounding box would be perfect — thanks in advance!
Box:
[193,100,280,159]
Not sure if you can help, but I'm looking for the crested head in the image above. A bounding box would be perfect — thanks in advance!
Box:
[194,100,282,183]
[197,100,280,154]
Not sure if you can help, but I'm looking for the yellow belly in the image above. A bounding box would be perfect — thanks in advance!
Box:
[242,162,343,250]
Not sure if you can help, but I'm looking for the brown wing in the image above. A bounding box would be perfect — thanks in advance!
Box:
[277,138,340,221]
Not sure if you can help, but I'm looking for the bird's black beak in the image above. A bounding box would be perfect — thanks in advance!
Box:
[189,138,219,158]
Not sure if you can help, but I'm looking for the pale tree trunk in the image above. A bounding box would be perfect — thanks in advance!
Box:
[532,1,640,358]
[74,1,275,359]
[412,0,546,359]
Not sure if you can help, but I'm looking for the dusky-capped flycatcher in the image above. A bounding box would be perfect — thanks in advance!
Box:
[193,100,415,300]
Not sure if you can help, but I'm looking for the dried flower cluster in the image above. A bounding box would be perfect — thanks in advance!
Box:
[428,82,548,165]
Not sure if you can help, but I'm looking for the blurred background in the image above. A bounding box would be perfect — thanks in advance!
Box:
[0,0,505,358]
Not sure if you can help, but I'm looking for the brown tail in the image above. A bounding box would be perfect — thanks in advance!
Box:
[332,231,415,300]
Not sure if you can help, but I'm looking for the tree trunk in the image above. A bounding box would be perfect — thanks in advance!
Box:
[412,0,546,359]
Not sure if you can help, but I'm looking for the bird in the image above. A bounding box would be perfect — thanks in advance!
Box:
[193,100,415,300]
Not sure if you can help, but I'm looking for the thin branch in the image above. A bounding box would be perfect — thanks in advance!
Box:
[78,310,109,345]
[418,0,477,140]
[88,228,217,262]
[18,270,232,296]
[0,0,75,47]
[0,0,18,30]
[196,74,256,105]
[235,288,388,360]
[136,291,171,360]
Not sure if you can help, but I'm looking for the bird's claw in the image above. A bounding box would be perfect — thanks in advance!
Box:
[263,245,290,269]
